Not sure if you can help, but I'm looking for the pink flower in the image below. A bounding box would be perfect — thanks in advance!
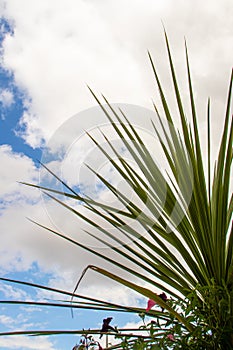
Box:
[167,334,175,341]
[146,292,168,312]
[146,299,156,311]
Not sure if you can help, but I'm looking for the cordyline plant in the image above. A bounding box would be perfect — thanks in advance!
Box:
[0,33,232,349]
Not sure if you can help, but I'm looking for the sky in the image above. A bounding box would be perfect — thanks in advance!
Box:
[0,0,232,349]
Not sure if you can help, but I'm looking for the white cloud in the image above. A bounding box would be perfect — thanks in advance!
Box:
[20,306,42,313]
[0,89,14,108]
[1,0,231,149]
[0,284,28,300]
[0,145,150,305]
[0,313,31,328]
[0,315,16,326]
[0,336,56,350]
[0,145,39,203]
[15,111,46,149]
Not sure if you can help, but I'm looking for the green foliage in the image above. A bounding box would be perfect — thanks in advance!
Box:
[0,32,232,349]
[112,282,233,349]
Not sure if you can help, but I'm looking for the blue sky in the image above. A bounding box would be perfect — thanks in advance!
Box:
[0,18,42,161]
[0,1,232,349]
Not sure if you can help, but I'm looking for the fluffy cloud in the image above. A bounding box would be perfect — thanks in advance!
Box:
[0,314,16,326]
[0,309,56,349]
[1,0,232,149]
[0,88,14,108]
[0,336,56,350]
[0,145,150,306]
[0,145,39,204]
[0,284,28,300]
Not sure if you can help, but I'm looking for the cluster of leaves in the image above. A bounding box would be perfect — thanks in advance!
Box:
[112,283,232,349]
